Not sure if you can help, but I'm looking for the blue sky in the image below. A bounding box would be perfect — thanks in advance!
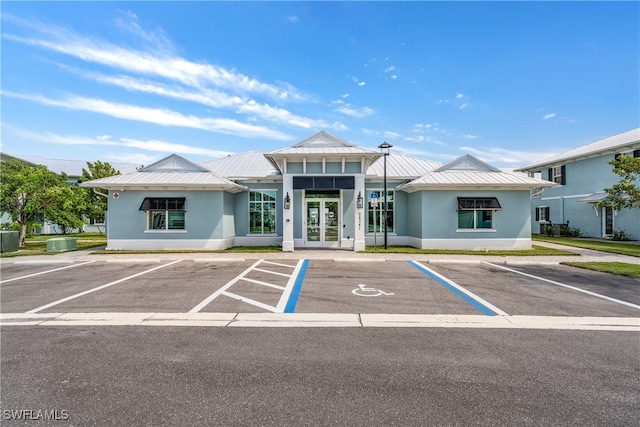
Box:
[1,1,638,170]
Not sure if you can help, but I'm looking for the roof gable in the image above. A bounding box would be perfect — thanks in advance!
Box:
[434,154,501,173]
[291,130,356,149]
[141,154,209,173]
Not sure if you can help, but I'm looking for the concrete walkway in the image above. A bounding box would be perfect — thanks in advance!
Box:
[2,241,639,265]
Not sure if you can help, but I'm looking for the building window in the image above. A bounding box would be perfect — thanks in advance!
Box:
[549,165,566,185]
[457,197,501,230]
[367,190,394,233]
[89,217,105,225]
[139,198,186,230]
[249,191,276,234]
[536,206,550,222]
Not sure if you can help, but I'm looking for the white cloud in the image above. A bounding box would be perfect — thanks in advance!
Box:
[287,16,299,23]
[3,91,291,140]
[334,105,374,118]
[6,126,233,158]
[456,93,465,99]
[358,81,366,87]
[2,16,308,101]
[543,113,557,120]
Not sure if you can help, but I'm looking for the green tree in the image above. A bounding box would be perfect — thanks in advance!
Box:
[43,177,86,234]
[80,161,120,234]
[0,159,84,247]
[604,155,640,209]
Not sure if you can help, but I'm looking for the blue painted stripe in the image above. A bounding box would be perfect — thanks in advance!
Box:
[408,260,498,316]
[284,259,309,313]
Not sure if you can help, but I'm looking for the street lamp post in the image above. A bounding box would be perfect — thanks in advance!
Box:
[378,141,393,249]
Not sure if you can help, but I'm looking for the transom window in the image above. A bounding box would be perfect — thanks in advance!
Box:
[139,198,186,230]
[249,191,276,234]
[367,190,394,233]
[457,197,501,230]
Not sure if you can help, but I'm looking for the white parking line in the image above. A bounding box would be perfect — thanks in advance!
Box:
[484,262,640,310]
[190,260,264,313]
[0,261,97,284]
[190,259,303,313]
[26,260,183,314]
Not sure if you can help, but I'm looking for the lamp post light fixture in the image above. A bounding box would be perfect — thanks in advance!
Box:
[284,192,291,210]
[378,141,393,249]
[357,191,364,209]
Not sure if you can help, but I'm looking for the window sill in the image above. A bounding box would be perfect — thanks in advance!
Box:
[246,233,279,236]
[456,229,497,233]
[144,230,187,233]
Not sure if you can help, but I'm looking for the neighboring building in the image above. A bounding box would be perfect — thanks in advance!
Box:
[517,128,640,240]
[0,152,140,234]
[80,131,553,251]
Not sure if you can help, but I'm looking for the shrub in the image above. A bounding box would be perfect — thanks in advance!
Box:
[611,229,631,241]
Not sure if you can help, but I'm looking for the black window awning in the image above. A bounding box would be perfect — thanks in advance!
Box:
[139,197,186,211]
[457,197,501,210]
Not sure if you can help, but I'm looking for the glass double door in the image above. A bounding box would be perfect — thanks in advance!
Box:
[306,199,340,247]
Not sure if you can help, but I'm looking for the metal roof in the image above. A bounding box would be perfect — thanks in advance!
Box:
[397,171,557,191]
[366,153,441,179]
[397,155,556,191]
[79,171,247,192]
[80,154,247,192]
[518,128,640,171]
[200,151,280,179]
[578,192,609,204]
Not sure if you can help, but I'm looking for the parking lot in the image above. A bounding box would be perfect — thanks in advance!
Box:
[2,256,639,426]
[1,257,638,328]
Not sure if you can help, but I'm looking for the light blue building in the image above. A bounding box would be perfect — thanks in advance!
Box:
[81,131,553,251]
[518,128,640,240]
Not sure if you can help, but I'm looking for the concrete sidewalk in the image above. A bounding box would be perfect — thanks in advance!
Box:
[2,240,639,265]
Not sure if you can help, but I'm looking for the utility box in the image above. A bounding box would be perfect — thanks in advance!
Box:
[0,231,19,253]
[47,237,77,253]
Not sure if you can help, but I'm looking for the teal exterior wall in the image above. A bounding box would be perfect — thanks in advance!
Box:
[107,190,228,241]
[530,153,639,239]
[419,190,531,240]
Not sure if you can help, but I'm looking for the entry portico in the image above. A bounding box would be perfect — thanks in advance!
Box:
[264,131,381,251]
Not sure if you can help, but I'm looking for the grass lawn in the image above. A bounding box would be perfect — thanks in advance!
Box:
[363,245,574,256]
[533,235,640,258]
[561,262,640,279]
[0,232,107,258]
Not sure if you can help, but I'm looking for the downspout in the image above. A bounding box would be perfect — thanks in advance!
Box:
[93,189,109,239]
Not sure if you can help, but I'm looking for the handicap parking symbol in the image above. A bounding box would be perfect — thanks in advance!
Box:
[351,284,394,297]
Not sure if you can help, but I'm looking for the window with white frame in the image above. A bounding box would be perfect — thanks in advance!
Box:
[139,198,186,230]
[367,190,394,233]
[249,191,276,234]
[549,165,566,185]
[457,197,501,230]
[536,206,550,222]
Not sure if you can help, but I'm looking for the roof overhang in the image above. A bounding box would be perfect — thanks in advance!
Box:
[79,181,248,193]
[578,192,610,204]
[264,152,383,174]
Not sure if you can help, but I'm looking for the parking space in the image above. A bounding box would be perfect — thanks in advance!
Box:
[295,260,482,314]
[426,262,640,317]
[1,261,163,313]
[1,257,639,319]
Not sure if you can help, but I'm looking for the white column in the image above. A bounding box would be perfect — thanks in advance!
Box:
[282,174,294,252]
[353,174,366,251]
